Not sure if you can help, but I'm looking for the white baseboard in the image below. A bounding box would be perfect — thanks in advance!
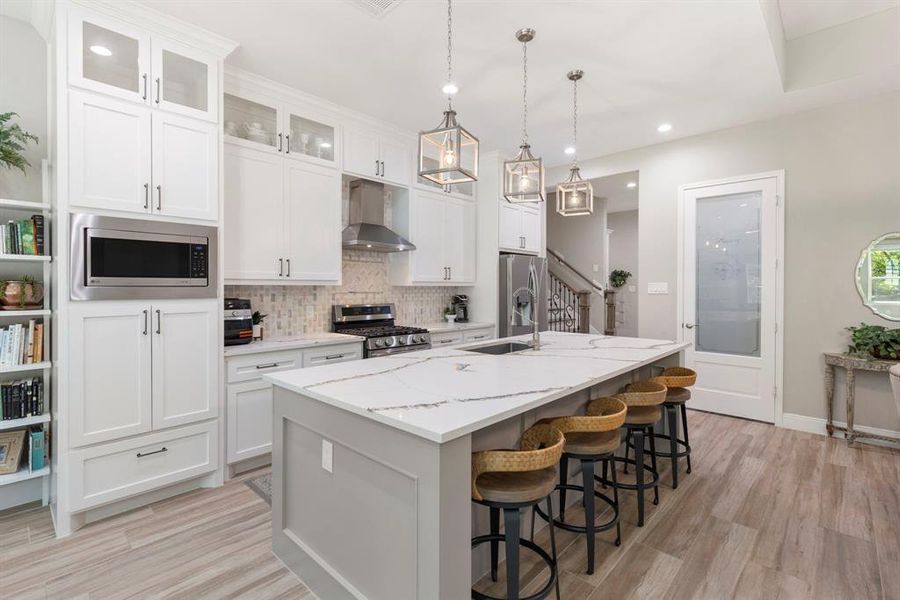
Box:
[781,412,900,447]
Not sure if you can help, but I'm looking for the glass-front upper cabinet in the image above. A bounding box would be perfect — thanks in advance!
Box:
[223,91,281,152]
[151,37,218,122]
[68,9,151,103]
[285,106,339,167]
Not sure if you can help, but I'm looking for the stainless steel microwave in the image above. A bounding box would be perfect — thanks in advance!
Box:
[70,214,217,300]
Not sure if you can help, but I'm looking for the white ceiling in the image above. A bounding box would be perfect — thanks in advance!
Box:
[589,171,639,214]
[72,1,898,166]
[778,0,900,40]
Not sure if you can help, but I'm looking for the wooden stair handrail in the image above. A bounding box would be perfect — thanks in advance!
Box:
[546,248,604,295]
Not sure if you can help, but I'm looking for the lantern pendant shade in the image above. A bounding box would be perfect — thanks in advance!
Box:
[503,144,545,203]
[556,166,593,216]
[418,110,479,185]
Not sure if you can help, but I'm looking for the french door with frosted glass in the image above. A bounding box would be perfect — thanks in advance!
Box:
[680,173,781,423]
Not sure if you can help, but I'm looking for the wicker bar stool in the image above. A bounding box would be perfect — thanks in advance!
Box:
[644,367,697,489]
[530,397,627,575]
[598,381,667,527]
[472,424,565,600]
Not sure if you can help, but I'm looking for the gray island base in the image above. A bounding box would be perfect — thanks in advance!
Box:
[266,332,688,599]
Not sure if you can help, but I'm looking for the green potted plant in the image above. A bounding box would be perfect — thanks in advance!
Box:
[846,323,900,360]
[609,269,632,289]
[252,310,267,340]
[444,305,456,324]
[0,275,44,310]
[0,112,39,174]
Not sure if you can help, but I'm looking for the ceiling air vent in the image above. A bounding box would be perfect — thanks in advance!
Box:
[346,0,404,18]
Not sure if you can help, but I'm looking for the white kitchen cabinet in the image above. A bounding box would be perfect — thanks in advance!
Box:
[69,300,217,448]
[429,326,494,350]
[285,105,339,168]
[69,90,152,214]
[464,327,495,343]
[151,300,218,430]
[343,125,413,186]
[151,36,218,122]
[390,189,477,285]
[302,343,363,368]
[69,303,153,448]
[223,90,281,153]
[224,145,285,280]
[224,142,342,284]
[152,112,218,220]
[284,161,342,282]
[499,201,543,255]
[68,8,151,104]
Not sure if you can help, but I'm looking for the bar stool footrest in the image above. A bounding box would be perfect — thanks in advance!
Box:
[471,534,558,600]
[627,433,691,460]
[533,483,619,534]
[595,456,660,491]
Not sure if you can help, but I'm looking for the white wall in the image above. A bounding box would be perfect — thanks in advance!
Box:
[0,15,47,202]
[549,92,900,430]
[608,209,639,337]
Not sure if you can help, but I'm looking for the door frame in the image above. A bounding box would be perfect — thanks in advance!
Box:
[676,170,785,425]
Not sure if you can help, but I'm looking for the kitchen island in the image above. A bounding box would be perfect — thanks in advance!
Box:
[265,331,688,600]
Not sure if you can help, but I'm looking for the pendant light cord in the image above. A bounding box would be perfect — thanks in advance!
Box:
[522,39,528,145]
[572,75,578,166]
[446,0,453,111]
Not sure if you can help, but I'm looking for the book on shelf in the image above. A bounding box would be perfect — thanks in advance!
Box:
[0,320,43,367]
[29,427,45,471]
[0,215,45,256]
[0,378,44,421]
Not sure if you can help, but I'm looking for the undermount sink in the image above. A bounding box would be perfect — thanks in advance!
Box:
[464,341,532,355]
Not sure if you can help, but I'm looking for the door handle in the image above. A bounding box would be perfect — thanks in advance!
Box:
[255,362,281,369]
[375,159,380,176]
[279,258,284,277]
[285,134,290,154]
[278,133,283,152]
[286,258,291,278]
[380,161,385,177]
[155,77,160,104]
[142,309,148,335]
[156,185,162,210]
[684,323,695,329]
[155,309,161,334]
[142,74,148,101]
[144,183,149,209]
[324,354,345,360]
[137,446,167,458]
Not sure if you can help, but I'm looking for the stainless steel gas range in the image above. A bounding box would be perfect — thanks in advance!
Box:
[332,304,431,358]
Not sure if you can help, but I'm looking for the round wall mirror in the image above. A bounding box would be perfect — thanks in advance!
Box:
[856,232,900,321]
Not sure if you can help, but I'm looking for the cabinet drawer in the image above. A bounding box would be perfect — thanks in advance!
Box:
[464,329,494,343]
[431,331,464,347]
[226,349,303,384]
[302,343,362,368]
[69,421,217,512]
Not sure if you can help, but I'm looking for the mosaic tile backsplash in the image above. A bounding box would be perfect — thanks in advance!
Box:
[226,250,460,337]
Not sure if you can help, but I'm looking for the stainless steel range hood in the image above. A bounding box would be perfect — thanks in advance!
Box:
[342,179,415,252]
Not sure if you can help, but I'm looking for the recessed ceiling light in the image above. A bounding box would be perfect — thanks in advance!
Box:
[319,141,332,148]
[564,146,575,155]
[626,181,637,189]
[89,45,112,57]
[441,82,459,95]
[657,123,672,133]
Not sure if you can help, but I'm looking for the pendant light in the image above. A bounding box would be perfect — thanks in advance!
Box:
[503,28,544,204]
[418,0,479,186]
[556,70,593,216]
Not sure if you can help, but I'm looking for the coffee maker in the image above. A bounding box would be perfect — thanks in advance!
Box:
[451,294,469,323]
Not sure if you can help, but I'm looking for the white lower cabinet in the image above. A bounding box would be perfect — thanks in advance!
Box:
[225,342,363,465]
[69,421,218,511]
[430,326,495,349]
[69,299,218,449]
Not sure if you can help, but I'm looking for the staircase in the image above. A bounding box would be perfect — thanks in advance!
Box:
[547,248,609,334]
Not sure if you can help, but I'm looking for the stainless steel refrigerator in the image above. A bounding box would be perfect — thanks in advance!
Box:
[498,253,548,337]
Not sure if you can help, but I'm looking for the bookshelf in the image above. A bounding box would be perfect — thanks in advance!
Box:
[0,160,51,509]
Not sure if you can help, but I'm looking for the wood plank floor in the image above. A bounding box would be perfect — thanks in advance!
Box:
[1,411,897,599]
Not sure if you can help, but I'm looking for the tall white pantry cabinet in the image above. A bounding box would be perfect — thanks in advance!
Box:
[50,1,237,536]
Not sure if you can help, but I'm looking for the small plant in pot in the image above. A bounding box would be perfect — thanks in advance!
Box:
[846,323,900,360]
[252,311,267,341]
[0,275,43,310]
[444,306,456,324]
[609,269,632,289]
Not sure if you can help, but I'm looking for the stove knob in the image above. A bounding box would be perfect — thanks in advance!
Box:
[397,338,406,345]
[374,339,384,348]
[419,335,428,343]
[383,338,394,347]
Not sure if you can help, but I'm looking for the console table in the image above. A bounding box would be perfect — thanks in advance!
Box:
[824,353,899,445]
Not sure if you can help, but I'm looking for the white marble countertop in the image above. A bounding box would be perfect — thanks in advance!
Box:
[265,331,688,443]
[419,321,495,334]
[224,332,364,357]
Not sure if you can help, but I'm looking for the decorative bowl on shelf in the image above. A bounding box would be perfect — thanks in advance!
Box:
[0,280,44,310]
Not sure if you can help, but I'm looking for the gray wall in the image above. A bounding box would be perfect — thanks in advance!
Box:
[549,92,900,430]
[0,16,47,202]
[546,193,607,332]
[608,210,639,337]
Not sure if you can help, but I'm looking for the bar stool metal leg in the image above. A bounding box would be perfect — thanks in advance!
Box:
[648,427,660,506]
[581,460,596,575]
[622,429,631,474]
[490,507,500,582]
[558,455,569,522]
[681,403,692,474]
[633,428,645,526]
[609,458,621,546]
[504,508,521,600]
[545,495,561,600]
[666,404,679,489]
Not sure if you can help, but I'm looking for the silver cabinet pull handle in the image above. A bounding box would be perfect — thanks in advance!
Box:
[439,339,454,344]
[137,447,167,458]
[278,133,283,152]
[285,134,290,154]
[155,309,161,334]
[375,159,379,176]
[324,354,345,360]
[155,78,160,104]
[144,183,149,209]
[380,161,385,177]
[142,74,148,100]
[255,362,280,369]
[286,258,291,278]
[156,185,162,210]
[279,258,284,277]
[142,309,148,335]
